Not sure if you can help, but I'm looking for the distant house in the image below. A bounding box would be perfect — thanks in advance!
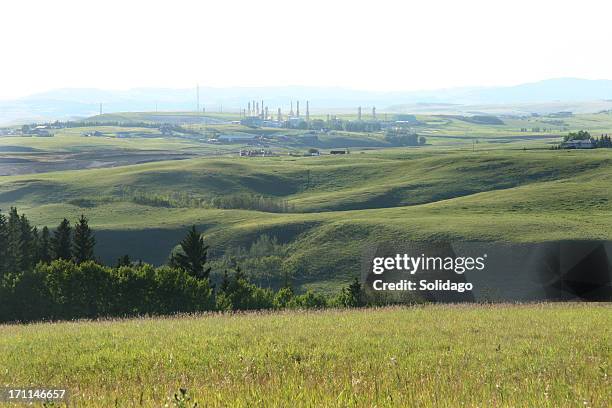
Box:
[31,126,51,137]
[561,139,595,149]
[330,149,348,155]
[239,149,275,157]
[218,133,257,143]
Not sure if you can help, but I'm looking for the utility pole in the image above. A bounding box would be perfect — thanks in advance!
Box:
[196,84,200,113]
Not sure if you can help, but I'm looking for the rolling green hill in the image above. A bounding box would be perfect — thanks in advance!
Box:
[3,111,612,289]
[1,146,610,290]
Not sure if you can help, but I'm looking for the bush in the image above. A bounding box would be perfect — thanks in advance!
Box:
[150,266,214,313]
[289,290,328,309]
[41,260,114,319]
[0,260,215,322]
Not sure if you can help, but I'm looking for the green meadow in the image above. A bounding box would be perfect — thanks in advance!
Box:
[1,111,611,406]
[1,112,611,288]
[0,304,609,407]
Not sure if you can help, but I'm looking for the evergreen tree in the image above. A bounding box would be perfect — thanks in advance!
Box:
[0,210,7,276]
[220,269,231,292]
[116,254,131,268]
[18,214,35,271]
[348,277,362,305]
[52,218,72,260]
[39,226,52,263]
[170,225,211,280]
[6,208,22,273]
[73,215,95,264]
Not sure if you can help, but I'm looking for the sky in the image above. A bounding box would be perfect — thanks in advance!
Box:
[1,0,611,99]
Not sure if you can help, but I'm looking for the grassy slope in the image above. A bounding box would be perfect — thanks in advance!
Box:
[2,113,612,286]
[1,147,610,287]
[0,304,609,407]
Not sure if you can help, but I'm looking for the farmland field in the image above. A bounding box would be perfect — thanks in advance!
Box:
[0,304,609,407]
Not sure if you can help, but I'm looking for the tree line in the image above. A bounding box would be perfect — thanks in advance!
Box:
[0,208,363,323]
[384,128,426,146]
[0,208,95,275]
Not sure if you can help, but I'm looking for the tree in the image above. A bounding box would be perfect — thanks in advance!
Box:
[73,215,95,264]
[38,226,52,264]
[116,254,132,268]
[170,225,211,280]
[6,208,22,273]
[52,219,72,260]
[334,277,363,307]
[18,214,35,271]
[0,210,7,276]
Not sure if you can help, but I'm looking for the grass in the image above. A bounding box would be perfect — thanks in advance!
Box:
[0,304,609,407]
[1,147,610,286]
[1,113,611,286]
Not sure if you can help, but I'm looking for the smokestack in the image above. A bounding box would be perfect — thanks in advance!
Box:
[290,101,294,116]
[372,106,376,120]
[265,106,269,120]
[277,108,282,122]
[306,101,310,121]
[357,106,362,121]
[297,101,300,117]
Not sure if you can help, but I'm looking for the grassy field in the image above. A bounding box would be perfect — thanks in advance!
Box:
[1,112,611,288]
[1,146,610,288]
[0,304,609,407]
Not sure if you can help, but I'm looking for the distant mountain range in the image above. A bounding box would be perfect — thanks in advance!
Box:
[2,78,612,125]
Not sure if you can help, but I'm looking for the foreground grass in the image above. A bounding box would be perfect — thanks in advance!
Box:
[0,304,610,407]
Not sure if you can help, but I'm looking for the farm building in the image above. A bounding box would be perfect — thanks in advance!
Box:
[239,149,275,157]
[561,139,595,149]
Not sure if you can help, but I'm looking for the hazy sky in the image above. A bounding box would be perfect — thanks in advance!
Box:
[1,0,611,99]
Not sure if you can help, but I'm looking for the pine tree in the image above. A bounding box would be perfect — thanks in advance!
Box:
[0,210,7,276]
[72,215,95,264]
[31,226,40,265]
[116,254,131,268]
[6,208,22,273]
[18,214,35,271]
[52,218,72,260]
[39,226,52,263]
[220,269,230,292]
[170,225,211,279]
